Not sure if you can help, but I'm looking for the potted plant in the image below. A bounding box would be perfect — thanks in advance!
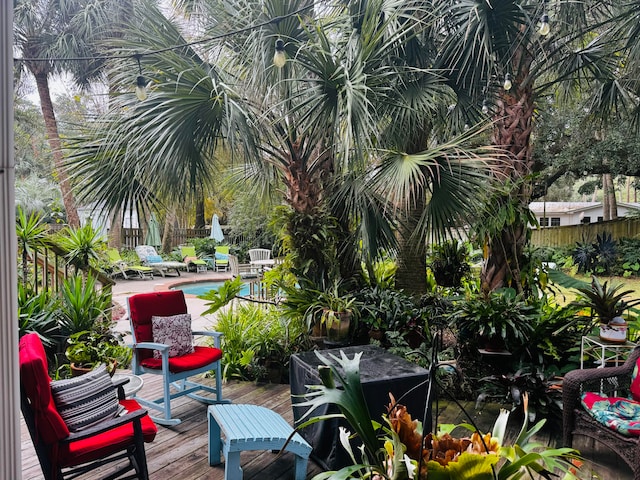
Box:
[575,276,640,343]
[317,282,359,346]
[65,320,131,376]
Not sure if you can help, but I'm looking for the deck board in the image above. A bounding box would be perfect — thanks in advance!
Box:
[21,372,633,479]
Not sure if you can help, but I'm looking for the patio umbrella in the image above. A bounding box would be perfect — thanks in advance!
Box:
[210,214,224,242]
[145,213,162,248]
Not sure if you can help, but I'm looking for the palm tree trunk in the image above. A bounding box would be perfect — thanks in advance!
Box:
[395,195,427,294]
[481,73,534,294]
[33,70,80,227]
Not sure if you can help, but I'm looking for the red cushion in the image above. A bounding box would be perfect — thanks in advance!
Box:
[59,399,157,467]
[140,346,222,373]
[19,333,70,444]
[128,291,188,361]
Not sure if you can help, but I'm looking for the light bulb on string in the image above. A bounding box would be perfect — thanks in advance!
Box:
[134,55,147,101]
[273,38,286,68]
[481,99,489,114]
[503,73,512,91]
[539,13,550,36]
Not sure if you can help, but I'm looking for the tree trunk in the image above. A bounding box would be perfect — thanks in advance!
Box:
[108,207,122,248]
[481,70,535,294]
[603,173,617,220]
[162,208,177,253]
[395,194,427,294]
[195,198,205,229]
[33,70,80,227]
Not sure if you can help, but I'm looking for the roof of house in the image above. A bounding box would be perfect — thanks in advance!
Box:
[529,202,640,214]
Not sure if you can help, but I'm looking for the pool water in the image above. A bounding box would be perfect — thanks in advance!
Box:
[172,281,251,297]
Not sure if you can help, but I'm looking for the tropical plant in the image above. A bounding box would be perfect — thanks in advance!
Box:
[57,273,112,336]
[199,277,244,316]
[15,206,49,286]
[429,240,471,289]
[214,303,309,383]
[573,276,640,324]
[56,221,106,271]
[451,289,537,353]
[64,321,131,375]
[298,351,584,480]
[17,283,60,350]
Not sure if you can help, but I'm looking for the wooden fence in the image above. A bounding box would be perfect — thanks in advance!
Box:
[121,227,225,250]
[530,217,640,247]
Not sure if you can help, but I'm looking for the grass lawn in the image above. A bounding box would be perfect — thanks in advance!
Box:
[548,272,640,305]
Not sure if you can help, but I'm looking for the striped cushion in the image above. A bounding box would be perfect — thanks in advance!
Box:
[51,364,120,432]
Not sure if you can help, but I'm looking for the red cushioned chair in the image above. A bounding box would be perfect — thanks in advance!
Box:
[19,333,157,480]
[127,290,228,426]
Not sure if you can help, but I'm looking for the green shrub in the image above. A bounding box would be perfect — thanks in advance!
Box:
[214,303,310,383]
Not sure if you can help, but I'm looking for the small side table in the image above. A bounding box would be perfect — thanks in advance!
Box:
[111,373,144,398]
[580,335,637,369]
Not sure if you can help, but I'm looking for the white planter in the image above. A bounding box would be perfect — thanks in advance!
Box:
[599,319,628,344]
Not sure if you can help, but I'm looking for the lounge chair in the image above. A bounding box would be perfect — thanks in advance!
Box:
[214,246,230,272]
[180,245,208,273]
[135,245,186,277]
[107,248,154,280]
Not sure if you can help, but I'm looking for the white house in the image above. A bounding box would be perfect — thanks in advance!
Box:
[529,201,640,227]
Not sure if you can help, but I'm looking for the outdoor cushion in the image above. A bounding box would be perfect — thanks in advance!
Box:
[581,391,640,436]
[57,398,157,467]
[51,364,121,432]
[128,290,189,361]
[146,254,164,263]
[140,346,222,373]
[151,313,195,359]
[19,334,70,444]
[215,252,229,260]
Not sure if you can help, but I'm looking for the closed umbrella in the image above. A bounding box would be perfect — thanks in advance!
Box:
[210,214,224,242]
[145,213,162,247]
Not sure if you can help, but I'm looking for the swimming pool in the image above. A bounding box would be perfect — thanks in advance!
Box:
[171,281,252,297]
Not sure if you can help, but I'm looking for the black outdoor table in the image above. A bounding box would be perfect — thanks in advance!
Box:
[290,345,430,471]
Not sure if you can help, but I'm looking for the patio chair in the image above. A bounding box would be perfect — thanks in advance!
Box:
[19,333,157,480]
[214,245,230,272]
[127,290,229,426]
[248,248,272,262]
[179,245,208,273]
[562,346,640,479]
[135,245,186,277]
[107,248,154,280]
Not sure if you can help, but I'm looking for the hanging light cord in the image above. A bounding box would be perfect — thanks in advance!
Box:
[13,3,314,64]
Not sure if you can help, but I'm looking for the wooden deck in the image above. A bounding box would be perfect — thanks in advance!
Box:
[21,373,634,479]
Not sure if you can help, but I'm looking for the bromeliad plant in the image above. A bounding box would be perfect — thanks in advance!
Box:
[297,351,585,480]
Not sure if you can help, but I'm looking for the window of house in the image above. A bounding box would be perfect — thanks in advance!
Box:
[597,216,603,222]
[539,217,549,227]
[550,217,560,226]
[582,216,591,224]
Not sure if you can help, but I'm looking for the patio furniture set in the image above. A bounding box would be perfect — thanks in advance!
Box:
[21,284,640,479]
[20,289,310,480]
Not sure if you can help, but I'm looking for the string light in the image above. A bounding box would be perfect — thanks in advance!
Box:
[539,13,550,36]
[481,99,489,114]
[273,38,286,68]
[503,73,512,91]
[134,55,147,101]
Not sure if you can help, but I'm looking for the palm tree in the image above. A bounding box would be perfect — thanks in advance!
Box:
[13,0,130,228]
[428,0,635,294]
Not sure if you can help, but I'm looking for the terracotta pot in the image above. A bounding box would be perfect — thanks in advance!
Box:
[70,363,93,377]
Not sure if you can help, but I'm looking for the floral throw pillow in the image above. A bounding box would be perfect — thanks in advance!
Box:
[151,313,194,359]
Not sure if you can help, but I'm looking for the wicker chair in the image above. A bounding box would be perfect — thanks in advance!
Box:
[562,346,640,479]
